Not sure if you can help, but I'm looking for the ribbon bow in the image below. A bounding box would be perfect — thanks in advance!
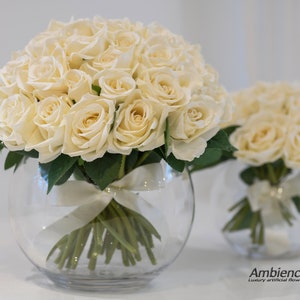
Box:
[36,163,165,250]
[247,174,300,256]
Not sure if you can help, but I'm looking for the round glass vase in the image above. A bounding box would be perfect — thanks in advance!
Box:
[211,160,300,259]
[9,158,194,292]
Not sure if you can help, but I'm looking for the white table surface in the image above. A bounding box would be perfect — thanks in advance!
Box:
[1,170,300,300]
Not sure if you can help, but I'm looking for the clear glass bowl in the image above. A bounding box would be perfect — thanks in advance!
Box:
[211,161,300,260]
[9,158,194,291]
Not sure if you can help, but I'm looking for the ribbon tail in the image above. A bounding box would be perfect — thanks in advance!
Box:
[113,163,164,191]
[262,206,291,256]
[34,197,112,262]
[264,228,291,256]
[48,180,104,206]
[247,180,292,256]
[114,189,150,213]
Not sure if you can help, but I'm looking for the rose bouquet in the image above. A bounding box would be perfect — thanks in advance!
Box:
[0,17,232,272]
[220,81,300,256]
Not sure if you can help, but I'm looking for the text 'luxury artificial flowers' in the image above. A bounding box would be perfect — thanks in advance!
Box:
[221,81,300,257]
[0,17,232,274]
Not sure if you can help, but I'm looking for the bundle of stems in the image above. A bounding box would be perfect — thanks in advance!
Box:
[47,199,161,270]
[222,160,300,245]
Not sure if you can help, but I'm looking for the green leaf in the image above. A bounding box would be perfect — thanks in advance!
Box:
[222,125,239,137]
[85,153,122,190]
[138,151,161,166]
[40,154,78,193]
[165,153,186,172]
[55,164,76,185]
[292,195,300,213]
[125,150,139,172]
[4,151,24,171]
[14,149,39,158]
[189,148,223,172]
[223,199,254,232]
[164,118,170,157]
[207,129,236,152]
[92,84,101,96]
[240,167,256,185]
[73,166,86,181]
[0,142,4,152]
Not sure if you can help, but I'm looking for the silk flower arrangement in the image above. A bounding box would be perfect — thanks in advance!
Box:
[221,82,300,256]
[0,17,232,272]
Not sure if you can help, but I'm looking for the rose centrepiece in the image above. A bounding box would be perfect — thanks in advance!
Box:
[0,17,232,270]
[222,81,300,250]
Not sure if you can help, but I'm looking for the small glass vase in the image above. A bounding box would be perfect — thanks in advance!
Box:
[9,158,194,291]
[211,160,300,259]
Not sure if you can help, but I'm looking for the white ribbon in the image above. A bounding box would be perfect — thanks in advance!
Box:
[37,163,165,244]
[247,174,300,256]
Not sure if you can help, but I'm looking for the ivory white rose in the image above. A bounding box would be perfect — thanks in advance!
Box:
[64,69,92,102]
[109,91,167,154]
[61,19,107,68]
[25,95,71,162]
[137,67,190,111]
[169,95,222,161]
[140,36,180,69]
[94,69,136,102]
[227,81,300,127]
[62,94,115,161]
[230,112,287,165]
[15,48,69,99]
[0,17,230,163]
[92,47,125,70]
[0,94,36,150]
[284,120,300,169]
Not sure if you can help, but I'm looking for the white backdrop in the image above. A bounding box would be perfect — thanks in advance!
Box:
[0,0,299,216]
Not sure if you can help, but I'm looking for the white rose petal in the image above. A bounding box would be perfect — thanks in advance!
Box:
[0,17,231,164]
[137,67,189,111]
[16,48,69,98]
[171,136,207,162]
[64,69,92,102]
[0,94,36,150]
[26,95,71,162]
[109,91,167,154]
[62,94,115,161]
[284,122,300,169]
[168,94,222,161]
[60,19,107,68]
[169,95,222,141]
[94,69,136,102]
[230,112,287,165]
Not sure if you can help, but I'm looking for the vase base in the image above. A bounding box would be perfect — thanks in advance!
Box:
[228,242,300,260]
[39,268,159,292]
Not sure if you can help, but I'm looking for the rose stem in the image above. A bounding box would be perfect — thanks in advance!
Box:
[57,231,78,269]
[69,225,91,269]
[110,200,139,256]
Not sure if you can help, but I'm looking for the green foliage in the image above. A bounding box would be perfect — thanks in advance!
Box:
[91,84,101,96]
[1,125,240,193]
[207,128,236,153]
[164,153,186,172]
[4,149,39,171]
[292,196,300,213]
[84,153,123,190]
[240,167,256,185]
[239,159,291,186]
[189,148,222,172]
[222,197,264,245]
[4,152,24,171]
[188,127,237,172]
[164,118,170,157]
[39,154,78,193]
